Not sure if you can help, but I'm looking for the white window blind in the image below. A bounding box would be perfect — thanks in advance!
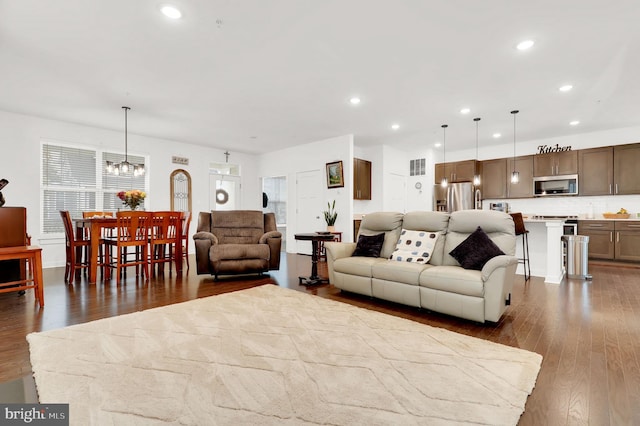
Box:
[42,143,147,234]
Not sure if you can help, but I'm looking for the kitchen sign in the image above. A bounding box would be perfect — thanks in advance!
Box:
[537,144,572,154]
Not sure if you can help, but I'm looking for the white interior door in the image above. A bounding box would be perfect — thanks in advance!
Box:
[296,170,323,254]
[387,173,407,212]
[210,174,241,211]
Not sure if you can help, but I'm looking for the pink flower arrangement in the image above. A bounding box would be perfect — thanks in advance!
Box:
[117,189,146,210]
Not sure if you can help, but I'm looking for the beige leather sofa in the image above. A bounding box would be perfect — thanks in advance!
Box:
[326,210,518,323]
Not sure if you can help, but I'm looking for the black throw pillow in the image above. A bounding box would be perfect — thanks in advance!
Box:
[352,233,385,258]
[449,226,505,270]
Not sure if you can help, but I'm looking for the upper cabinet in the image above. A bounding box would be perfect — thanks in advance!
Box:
[578,146,613,196]
[533,150,578,177]
[507,155,534,198]
[481,158,507,199]
[578,143,640,195]
[353,158,371,200]
[613,143,640,195]
[434,160,477,184]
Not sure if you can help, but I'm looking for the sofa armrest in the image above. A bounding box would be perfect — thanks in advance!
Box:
[325,242,356,283]
[259,231,282,244]
[193,231,218,245]
[481,254,518,322]
[481,254,518,281]
[193,231,218,274]
[260,231,282,270]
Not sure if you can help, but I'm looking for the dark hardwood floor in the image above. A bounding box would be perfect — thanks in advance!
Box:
[1,254,639,425]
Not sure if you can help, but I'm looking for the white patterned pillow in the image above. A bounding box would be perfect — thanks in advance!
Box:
[390,229,440,264]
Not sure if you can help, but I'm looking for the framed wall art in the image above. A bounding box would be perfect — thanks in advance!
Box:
[326,161,344,188]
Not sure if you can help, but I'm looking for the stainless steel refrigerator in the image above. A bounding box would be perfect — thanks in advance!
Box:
[433,182,479,212]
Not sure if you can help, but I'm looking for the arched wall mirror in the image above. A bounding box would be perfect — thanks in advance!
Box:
[170,169,192,212]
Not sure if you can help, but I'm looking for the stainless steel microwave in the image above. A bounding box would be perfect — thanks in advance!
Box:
[533,174,578,196]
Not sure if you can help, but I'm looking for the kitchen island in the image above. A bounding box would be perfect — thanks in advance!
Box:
[519,217,566,284]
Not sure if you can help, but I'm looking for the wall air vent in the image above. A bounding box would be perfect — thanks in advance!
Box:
[409,158,426,176]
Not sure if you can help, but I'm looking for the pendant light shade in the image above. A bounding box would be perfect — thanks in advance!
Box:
[106,106,145,176]
[510,110,519,184]
[473,117,481,186]
[440,124,448,188]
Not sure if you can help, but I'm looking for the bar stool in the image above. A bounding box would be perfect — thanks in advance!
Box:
[510,212,530,281]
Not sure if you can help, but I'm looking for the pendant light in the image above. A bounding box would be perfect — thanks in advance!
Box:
[106,106,145,176]
[473,117,481,186]
[440,124,448,188]
[510,110,519,184]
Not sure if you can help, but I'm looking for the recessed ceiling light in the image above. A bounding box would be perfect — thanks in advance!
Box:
[460,108,471,114]
[391,123,400,130]
[434,142,442,148]
[492,133,502,138]
[559,84,573,92]
[569,120,580,126]
[349,97,361,105]
[161,5,182,19]
[516,40,535,50]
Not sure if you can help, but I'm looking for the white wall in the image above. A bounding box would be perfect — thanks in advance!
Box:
[0,109,261,267]
[258,134,353,248]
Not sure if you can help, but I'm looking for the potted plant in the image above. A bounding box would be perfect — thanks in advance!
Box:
[324,200,338,232]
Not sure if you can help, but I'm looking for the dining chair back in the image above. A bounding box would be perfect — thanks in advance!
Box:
[180,211,192,269]
[59,210,90,282]
[149,211,181,276]
[104,211,151,283]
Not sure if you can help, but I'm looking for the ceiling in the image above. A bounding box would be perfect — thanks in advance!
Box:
[1,0,639,155]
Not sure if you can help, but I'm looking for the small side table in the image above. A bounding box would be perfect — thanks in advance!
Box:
[318,231,342,261]
[294,233,336,285]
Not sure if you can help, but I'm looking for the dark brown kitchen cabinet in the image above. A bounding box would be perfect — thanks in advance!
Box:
[578,220,614,260]
[614,221,640,262]
[434,160,477,184]
[578,146,614,196]
[613,143,640,195]
[578,220,640,262]
[507,155,534,198]
[533,150,578,177]
[578,143,640,196]
[353,158,371,200]
[481,158,507,199]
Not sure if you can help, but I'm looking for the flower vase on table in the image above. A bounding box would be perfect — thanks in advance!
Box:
[117,189,146,211]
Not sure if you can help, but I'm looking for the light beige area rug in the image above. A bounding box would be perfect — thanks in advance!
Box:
[28,284,542,425]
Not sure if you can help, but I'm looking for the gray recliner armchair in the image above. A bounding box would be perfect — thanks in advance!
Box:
[193,210,282,279]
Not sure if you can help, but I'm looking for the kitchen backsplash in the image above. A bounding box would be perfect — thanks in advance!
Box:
[484,194,640,218]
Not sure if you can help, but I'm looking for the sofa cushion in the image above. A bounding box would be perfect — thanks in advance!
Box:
[419,265,484,297]
[334,256,387,278]
[443,210,516,266]
[352,233,385,257]
[357,212,404,258]
[372,260,432,285]
[449,226,505,270]
[210,243,270,262]
[390,229,439,264]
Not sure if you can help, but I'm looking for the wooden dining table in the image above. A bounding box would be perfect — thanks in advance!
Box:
[74,214,183,284]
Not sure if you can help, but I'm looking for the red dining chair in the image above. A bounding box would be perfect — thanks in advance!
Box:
[104,211,151,283]
[60,210,90,282]
[149,211,181,276]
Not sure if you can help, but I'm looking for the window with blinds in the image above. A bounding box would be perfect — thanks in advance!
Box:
[42,143,147,234]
